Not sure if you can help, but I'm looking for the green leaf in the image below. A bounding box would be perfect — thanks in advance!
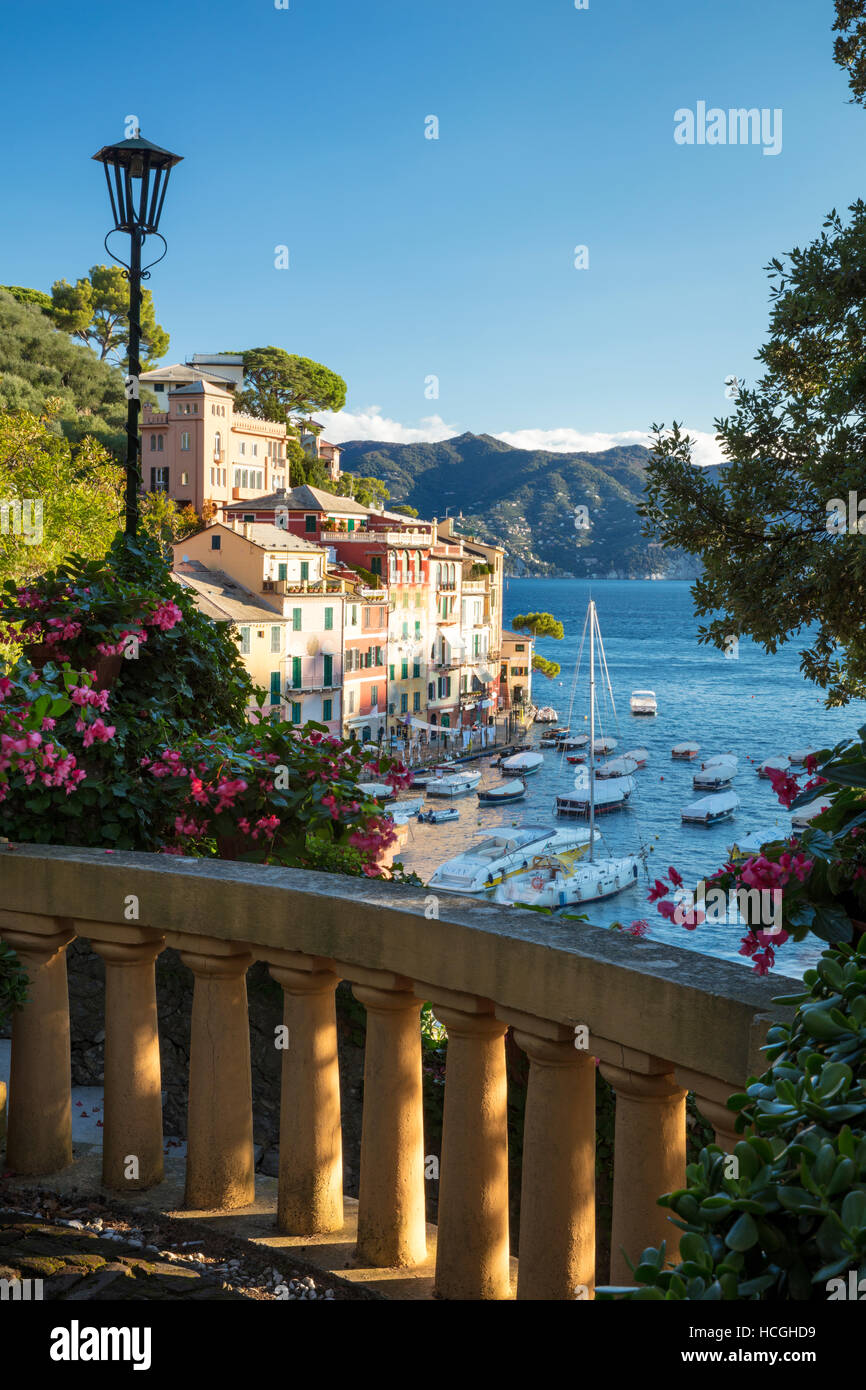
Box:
[725,1212,760,1251]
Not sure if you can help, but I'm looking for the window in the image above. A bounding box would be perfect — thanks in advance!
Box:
[211,534,221,550]
[292,656,302,688]
[291,702,301,724]
[323,698,332,722]
[428,682,435,700]
[324,607,333,631]
[233,468,241,486]
[243,513,255,523]
[157,435,164,451]
[402,593,409,608]
[241,470,248,488]
[305,515,317,533]
[239,442,246,456]
[323,654,333,686]
[401,622,409,640]
[300,562,309,582]
[442,714,451,729]
[180,431,190,451]
[401,660,408,680]
[292,607,302,631]
[150,467,169,492]
[370,684,379,707]
[193,404,198,414]
[413,661,420,678]
[516,644,525,653]
[252,443,258,457]
[239,627,251,654]
[351,605,358,625]
[270,626,280,653]
[278,563,287,581]
[270,671,281,702]
[389,664,395,681]
[415,621,421,639]
[370,556,382,576]
[149,435,156,451]
[348,690,355,713]
[214,432,221,456]
[180,472,189,485]
[413,691,420,712]
[400,692,408,713]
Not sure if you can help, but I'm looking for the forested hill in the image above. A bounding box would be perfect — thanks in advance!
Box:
[338,431,711,578]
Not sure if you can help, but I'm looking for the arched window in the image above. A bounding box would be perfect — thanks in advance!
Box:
[214,432,221,457]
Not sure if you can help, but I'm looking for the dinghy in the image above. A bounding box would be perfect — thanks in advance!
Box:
[557,775,635,818]
[358,781,392,799]
[500,750,544,776]
[540,727,569,745]
[383,797,423,825]
[476,779,527,805]
[535,706,560,723]
[681,790,740,826]
[557,734,589,751]
[729,827,783,860]
[428,825,598,895]
[621,748,649,767]
[418,806,460,824]
[426,770,482,798]
[671,741,700,760]
[595,755,639,779]
[495,852,640,909]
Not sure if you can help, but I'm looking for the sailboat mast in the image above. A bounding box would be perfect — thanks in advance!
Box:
[588,600,595,862]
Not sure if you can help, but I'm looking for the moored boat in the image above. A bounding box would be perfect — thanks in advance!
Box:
[595,755,639,779]
[681,790,740,826]
[494,852,640,909]
[693,757,738,791]
[789,747,821,766]
[534,706,559,724]
[383,797,424,825]
[476,778,527,805]
[428,824,599,894]
[630,690,657,716]
[540,726,569,745]
[758,756,791,779]
[671,741,700,760]
[621,747,649,767]
[418,806,460,824]
[791,797,832,830]
[729,826,784,859]
[556,775,635,818]
[426,770,482,798]
[500,750,544,776]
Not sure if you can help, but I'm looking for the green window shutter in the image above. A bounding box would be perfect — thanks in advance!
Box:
[389,664,395,681]
[413,661,420,678]
[300,562,309,581]
[401,692,408,713]
[270,626,280,653]
[278,563,288,581]
[239,626,251,654]
[401,660,408,680]
[323,698,332,721]
[292,656,302,688]
[293,607,302,631]
[270,671,281,701]
[323,654,333,686]
[305,515,317,533]
[292,702,301,724]
[324,607,333,631]
[413,691,420,711]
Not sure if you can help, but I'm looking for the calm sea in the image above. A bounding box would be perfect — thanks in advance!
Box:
[398,579,866,977]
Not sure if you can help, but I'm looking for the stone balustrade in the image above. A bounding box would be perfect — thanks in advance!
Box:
[0,845,799,1299]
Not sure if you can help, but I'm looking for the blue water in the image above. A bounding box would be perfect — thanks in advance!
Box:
[401,580,865,977]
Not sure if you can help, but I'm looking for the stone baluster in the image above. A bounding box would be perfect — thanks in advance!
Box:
[418,985,510,1300]
[502,1009,596,1300]
[599,1056,687,1284]
[676,1067,741,1152]
[171,934,255,1211]
[266,950,343,1235]
[0,911,75,1176]
[82,923,166,1191]
[350,967,426,1268]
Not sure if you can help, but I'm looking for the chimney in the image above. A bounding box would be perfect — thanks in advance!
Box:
[243,521,252,540]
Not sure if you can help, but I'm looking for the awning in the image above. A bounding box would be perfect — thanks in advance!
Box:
[438,624,465,653]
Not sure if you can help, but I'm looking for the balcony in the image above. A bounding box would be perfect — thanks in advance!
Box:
[0,845,796,1300]
[461,581,486,594]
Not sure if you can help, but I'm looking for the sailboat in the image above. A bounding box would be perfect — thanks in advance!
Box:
[500,600,640,908]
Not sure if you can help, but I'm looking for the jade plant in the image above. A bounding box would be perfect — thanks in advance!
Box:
[597,939,866,1300]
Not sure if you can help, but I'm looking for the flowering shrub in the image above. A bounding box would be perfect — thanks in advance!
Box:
[649,731,866,972]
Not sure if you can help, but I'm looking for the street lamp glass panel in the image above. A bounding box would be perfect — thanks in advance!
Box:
[92,136,182,234]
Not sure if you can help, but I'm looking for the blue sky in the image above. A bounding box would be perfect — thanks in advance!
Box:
[1,0,861,458]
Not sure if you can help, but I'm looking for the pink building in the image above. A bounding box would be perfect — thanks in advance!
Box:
[140,378,289,516]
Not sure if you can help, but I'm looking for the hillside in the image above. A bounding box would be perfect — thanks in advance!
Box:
[338,432,706,578]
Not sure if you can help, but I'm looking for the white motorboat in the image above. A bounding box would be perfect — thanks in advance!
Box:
[557,734,590,751]
[758,756,791,779]
[428,824,600,895]
[630,690,657,716]
[535,706,560,723]
[476,779,527,805]
[791,797,832,830]
[693,756,738,790]
[358,781,392,798]
[701,754,739,771]
[681,791,740,826]
[500,750,544,776]
[412,762,459,787]
[426,770,482,798]
[383,797,424,825]
[495,853,640,909]
[671,741,700,760]
[540,726,569,745]
[595,755,639,779]
[621,747,649,767]
[556,775,635,817]
[418,806,460,824]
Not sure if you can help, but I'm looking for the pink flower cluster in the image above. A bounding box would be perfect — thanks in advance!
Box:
[738,851,812,890]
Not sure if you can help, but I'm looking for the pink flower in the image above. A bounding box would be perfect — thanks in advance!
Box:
[647,878,669,903]
[667,866,683,889]
[629,919,650,937]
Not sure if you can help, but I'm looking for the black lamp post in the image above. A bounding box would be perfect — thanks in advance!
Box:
[92,135,183,536]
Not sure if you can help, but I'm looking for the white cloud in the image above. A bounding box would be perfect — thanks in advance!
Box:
[315,407,460,445]
[317,409,725,466]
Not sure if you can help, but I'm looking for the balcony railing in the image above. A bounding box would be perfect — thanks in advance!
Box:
[0,845,797,1300]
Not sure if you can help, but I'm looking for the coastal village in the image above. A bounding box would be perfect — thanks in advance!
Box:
[141,352,534,748]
